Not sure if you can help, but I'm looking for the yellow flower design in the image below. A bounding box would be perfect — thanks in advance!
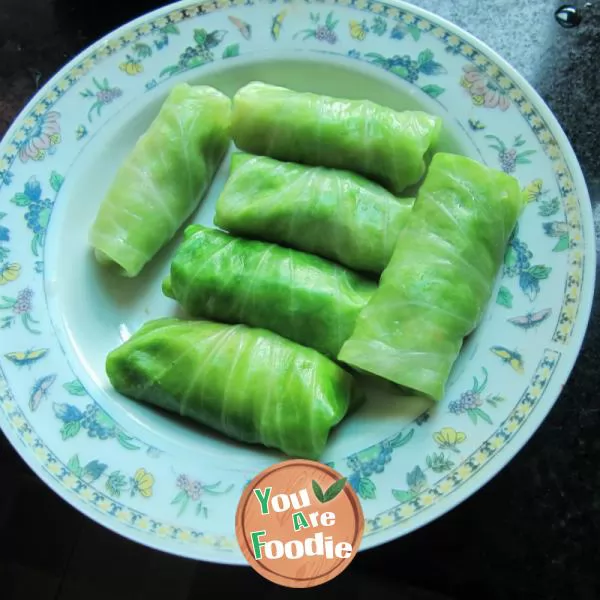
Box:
[118,509,132,522]
[123,31,137,43]
[521,102,533,114]
[473,451,487,465]
[46,90,58,103]
[372,3,384,14]
[14,130,26,143]
[380,514,394,527]
[57,79,70,91]
[23,116,36,128]
[81,487,94,500]
[133,468,155,498]
[539,129,552,143]
[547,145,560,159]
[138,517,150,530]
[170,10,185,21]
[402,13,416,24]
[349,20,368,41]
[35,446,47,460]
[23,431,34,444]
[433,427,467,451]
[417,20,431,31]
[63,474,78,488]
[0,158,7,170]
[498,76,512,89]
[509,88,524,101]
[447,35,460,46]
[179,530,192,542]
[438,479,453,494]
[119,57,144,76]
[517,403,533,418]
[387,8,399,18]
[457,464,471,479]
[399,503,415,518]
[531,115,543,128]
[506,420,518,433]
[420,494,435,506]
[10,414,25,428]
[462,45,475,56]
[155,17,168,28]
[4,144,17,157]
[474,54,487,66]
[98,499,112,512]
[432,27,446,38]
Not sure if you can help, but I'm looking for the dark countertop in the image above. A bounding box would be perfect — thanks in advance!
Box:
[1,1,599,599]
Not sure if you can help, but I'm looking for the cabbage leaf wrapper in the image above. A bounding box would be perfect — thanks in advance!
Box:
[338,153,525,401]
[230,81,442,195]
[89,83,231,277]
[214,152,415,274]
[163,225,377,358]
[106,318,362,459]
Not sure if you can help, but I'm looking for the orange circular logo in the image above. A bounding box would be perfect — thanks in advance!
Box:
[235,460,364,588]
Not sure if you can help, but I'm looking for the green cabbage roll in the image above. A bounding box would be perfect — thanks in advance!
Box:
[214,152,415,274]
[106,318,361,459]
[230,81,442,195]
[338,153,525,401]
[163,224,377,358]
[89,83,231,277]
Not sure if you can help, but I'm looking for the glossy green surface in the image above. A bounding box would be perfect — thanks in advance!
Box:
[106,318,360,459]
[163,224,377,358]
[214,152,415,274]
[230,81,442,195]
[338,153,525,401]
[89,83,231,277]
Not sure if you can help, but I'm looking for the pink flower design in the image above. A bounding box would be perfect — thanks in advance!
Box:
[460,64,510,111]
[19,111,62,163]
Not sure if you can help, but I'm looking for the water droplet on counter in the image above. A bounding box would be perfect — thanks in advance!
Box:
[555,4,583,28]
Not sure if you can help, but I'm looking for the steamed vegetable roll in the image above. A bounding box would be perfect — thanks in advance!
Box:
[89,83,231,277]
[214,153,415,274]
[338,153,524,401]
[163,224,377,358]
[230,81,442,195]
[106,318,361,459]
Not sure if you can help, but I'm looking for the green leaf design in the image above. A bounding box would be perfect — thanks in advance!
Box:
[11,193,31,207]
[390,428,414,448]
[222,43,240,59]
[417,49,433,66]
[474,408,493,425]
[392,489,414,503]
[496,285,513,308]
[63,379,87,396]
[407,24,421,40]
[61,420,81,440]
[312,479,325,502]
[467,409,478,425]
[50,171,64,193]
[193,28,207,45]
[364,52,387,63]
[159,65,181,78]
[390,65,409,79]
[171,490,187,505]
[162,23,180,35]
[117,431,141,450]
[527,265,552,280]
[553,234,569,252]
[67,454,83,477]
[358,477,376,500]
[177,494,190,517]
[83,460,107,482]
[205,30,227,49]
[322,477,348,502]
[421,84,445,98]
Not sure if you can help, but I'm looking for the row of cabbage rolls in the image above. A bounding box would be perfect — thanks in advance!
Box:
[92,81,524,460]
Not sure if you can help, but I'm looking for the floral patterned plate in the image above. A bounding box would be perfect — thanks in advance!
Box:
[0,0,594,564]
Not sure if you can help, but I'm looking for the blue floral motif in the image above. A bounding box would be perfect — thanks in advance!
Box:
[53,401,142,449]
[346,429,414,500]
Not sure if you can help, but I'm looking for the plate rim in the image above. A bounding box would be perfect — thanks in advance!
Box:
[0,0,595,564]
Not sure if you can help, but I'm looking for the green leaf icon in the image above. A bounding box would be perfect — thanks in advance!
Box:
[312,480,325,502]
[323,477,348,502]
[313,477,348,503]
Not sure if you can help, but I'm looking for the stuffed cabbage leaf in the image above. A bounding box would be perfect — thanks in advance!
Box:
[230,81,442,195]
[89,83,231,277]
[163,224,377,358]
[338,153,525,401]
[214,152,415,274]
[106,318,362,459]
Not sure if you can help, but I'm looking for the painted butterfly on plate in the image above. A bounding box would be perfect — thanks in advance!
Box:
[490,346,524,374]
[4,348,49,367]
[508,308,552,330]
[29,374,56,411]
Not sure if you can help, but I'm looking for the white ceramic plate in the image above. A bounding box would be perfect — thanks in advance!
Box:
[0,0,594,564]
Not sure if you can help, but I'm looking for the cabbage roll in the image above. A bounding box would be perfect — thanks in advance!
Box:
[163,224,376,358]
[338,153,524,401]
[214,153,415,274]
[106,318,361,459]
[230,81,442,195]
[89,83,231,277]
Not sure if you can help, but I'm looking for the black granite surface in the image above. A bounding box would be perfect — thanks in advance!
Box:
[1,1,599,599]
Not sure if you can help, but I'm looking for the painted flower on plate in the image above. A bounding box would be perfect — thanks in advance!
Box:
[18,111,61,162]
